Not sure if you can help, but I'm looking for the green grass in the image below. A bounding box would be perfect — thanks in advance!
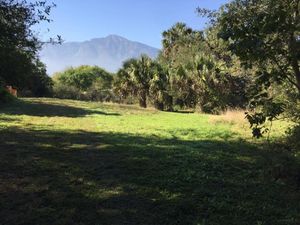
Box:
[0,98,299,225]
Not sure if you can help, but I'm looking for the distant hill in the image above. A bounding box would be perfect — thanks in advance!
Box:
[39,35,160,75]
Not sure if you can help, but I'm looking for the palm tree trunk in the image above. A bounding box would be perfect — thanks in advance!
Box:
[290,10,300,94]
[139,91,147,108]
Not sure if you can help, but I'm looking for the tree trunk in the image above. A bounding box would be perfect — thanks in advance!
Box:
[139,91,147,108]
[290,36,300,93]
[290,7,300,94]
[292,61,300,93]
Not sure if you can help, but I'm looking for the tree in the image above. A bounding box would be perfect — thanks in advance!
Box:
[53,66,112,91]
[0,0,59,94]
[209,0,300,137]
[161,23,200,58]
[53,65,113,101]
[198,0,299,137]
[148,61,172,111]
[217,0,300,92]
[25,59,53,97]
[160,23,205,109]
[159,23,250,112]
[114,55,168,109]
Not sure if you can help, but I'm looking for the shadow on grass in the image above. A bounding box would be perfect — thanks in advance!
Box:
[166,128,237,141]
[0,117,21,122]
[172,110,195,114]
[0,128,299,225]
[0,100,120,117]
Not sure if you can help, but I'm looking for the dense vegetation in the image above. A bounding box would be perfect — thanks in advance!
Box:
[208,0,300,139]
[0,0,58,96]
[53,22,251,114]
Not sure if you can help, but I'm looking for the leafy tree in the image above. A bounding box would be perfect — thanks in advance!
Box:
[0,0,59,97]
[53,65,113,100]
[217,0,300,92]
[25,60,53,97]
[201,23,253,111]
[53,66,112,91]
[203,0,300,137]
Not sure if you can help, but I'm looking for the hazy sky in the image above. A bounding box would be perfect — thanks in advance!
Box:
[36,0,229,48]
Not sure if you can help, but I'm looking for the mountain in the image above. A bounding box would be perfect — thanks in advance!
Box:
[39,35,160,75]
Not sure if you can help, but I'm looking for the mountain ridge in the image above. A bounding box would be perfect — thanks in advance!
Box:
[40,35,160,75]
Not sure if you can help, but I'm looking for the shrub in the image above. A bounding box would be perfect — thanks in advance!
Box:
[0,86,15,103]
[52,66,113,102]
[84,89,113,102]
[286,125,300,154]
[53,83,81,100]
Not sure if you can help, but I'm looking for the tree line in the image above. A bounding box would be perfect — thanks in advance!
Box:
[53,23,251,114]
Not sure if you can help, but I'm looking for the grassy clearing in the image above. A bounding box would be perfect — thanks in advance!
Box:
[0,98,299,225]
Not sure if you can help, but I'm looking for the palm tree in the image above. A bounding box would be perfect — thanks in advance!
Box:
[114,55,171,109]
[115,55,156,108]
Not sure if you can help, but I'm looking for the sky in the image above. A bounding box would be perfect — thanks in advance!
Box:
[36,0,230,49]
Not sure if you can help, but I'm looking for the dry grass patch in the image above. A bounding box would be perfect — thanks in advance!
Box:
[209,110,247,125]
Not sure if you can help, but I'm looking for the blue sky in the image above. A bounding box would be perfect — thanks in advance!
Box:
[36,0,229,48]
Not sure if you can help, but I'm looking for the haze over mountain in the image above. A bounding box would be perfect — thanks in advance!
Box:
[40,35,160,75]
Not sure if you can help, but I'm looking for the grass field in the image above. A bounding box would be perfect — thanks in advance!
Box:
[0,98,299,225]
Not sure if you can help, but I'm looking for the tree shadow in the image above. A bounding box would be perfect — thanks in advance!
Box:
[165,128,238,141]
[0,100,121,117]
[0,128,299,225]
[0,117,21,123]
[171,110,195,114]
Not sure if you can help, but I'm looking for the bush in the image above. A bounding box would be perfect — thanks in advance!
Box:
[280,92,300,153]
[84,89,113,102]
[52,66,114,102]
[286,125,300,154]
[53,83,81,100]
[53,83,115,102]
[0,87,15,103]
[153,100,164,110]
